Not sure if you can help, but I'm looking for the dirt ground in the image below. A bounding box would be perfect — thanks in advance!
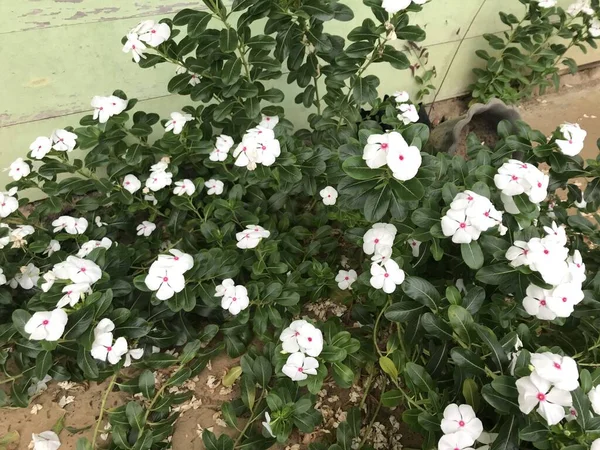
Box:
[2,68,600,450]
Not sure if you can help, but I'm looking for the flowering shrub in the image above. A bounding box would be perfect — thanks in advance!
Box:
[470,0,600,105]
[1,0,600,450]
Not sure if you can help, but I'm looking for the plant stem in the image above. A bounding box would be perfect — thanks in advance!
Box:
[313,76,322,115]
[358,386,385,449]
[360,367,376,409]
[234,390,266,447]
[91,373,117,448]
[428,0,487,114]
[373,298,391,358]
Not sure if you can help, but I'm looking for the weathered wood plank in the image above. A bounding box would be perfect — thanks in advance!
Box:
[0,1,208,34]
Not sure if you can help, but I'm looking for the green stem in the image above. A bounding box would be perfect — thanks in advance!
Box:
[91,373,118,448]
[313,76,322,115]
[234,390,266,448]
[360,367,376,410]
[373,298,391,358]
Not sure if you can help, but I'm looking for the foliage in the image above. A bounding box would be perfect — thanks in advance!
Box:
[1,0,600,450]
[470,0,600,105]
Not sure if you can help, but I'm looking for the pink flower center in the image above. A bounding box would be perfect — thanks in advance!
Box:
[99,107,104,110]
[484,211,490,217]
[374,238,379,244]
[459,222,466,229]
[112,102,116,106]
[523,249,529,255]
[577,264,581,268]
[308,337,313,342]
[540,300,547,306]
[151,29,156,33]
[458,420,465,427]
[467,196,473,201]
[399,155,404,161]
[1,203,4,207]
[107,346,112,351]
[67,291,72,295]
[345,276,349,280]
[562,297,568,303]
[412,242,416,246]
[554,362,562,369]
[16,168,20,171]
[80,267,86,272]
[384,273,389,278]
[544,250,549,255]
[42,320,49,325]
[298,367,304,372]
[571,409,577,416]
[266,117,270,121]
[261,145,266,150]
[174,256,179,261]
[511,175,518,181]
[232,297,237,301]
[537,182,542,188]
[132,45,136,49]
[569,139,573,144]
[125,181,130,185]
[380,143,388,149]
[163,277,168,282]
[522,164,528,168]
[537,393,546,401]
[153,178,158,182]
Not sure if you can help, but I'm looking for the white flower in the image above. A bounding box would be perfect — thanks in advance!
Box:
[530,352,579,391]
[233,140,260,170]
[498,223,508,236]
[397,103,419,125]
[381,0,412,14]
[220,284,250,316]
[363,223,397,255]
[335,269,357,290]
[91,333,128,364]
[516,371,571,425]
[259,115,279,129]
[236,225,270,249]
[8,158,30,181]
[95,216,107,227]
[320,186,338,205]
[566,250,586,284]
[155,249,194,273]
[262,412,275,438]
[534,0,558,7]
[51,129,77,152]
[371,244,392,264]
[31,431,61,450]
[122,33,147,62]
[124,348,144,367]
[543,221,567,246]
[506,241,535,268]
[65,256,102,284]
[292,322,324,357]
[441,404,483,442]
[589,385,600,415]
[528,238,569,285]
[386,132,422,181]
[215,279,236,299]
[370,260,405,294]
[94,318,115,339]
[57,283,92,308]
[91,95,127,123]
[144,194,157,205]
[164,111,193,135]
[437,432,476,450]
[51,216,88,235]
[566,406,578,422]
[567,0,594,15]
[256,138,281,167]
[393,91,410,103]
[30,136,53,159]
[441,209,480,244]
[77,238,112,257]
[547,283,584,317]
[0,190,19,218]
[41,271,56,292]
[590,19,600,38]
[10,225,35,249]
[14,264,40,289]
[592,438,600,450]
[210,135,234,162]
[465,197,503,233]
[363,133,392,169]
[173,179,196,196]
[122,174,141,193]
[205,179,224,195]
[144,265,186,300]
[44,240,60,256]
[25,309,68,341]
[523,284,558,320]
[494,160,530,196]
[0,268,6,286]
[138,21,171,47]
[556,123,586,156]
[280,320,308,353]
[145,170,173,191]
[151,160,169,172]
[282,352,319,381]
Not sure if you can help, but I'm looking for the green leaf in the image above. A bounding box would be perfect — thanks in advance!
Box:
[463,286,486,315]
[448,305,473,343]
[77,346,99,379]
[461,241,484,269]
[220,28,238,53]
[35,351,53,380]
[222,59,242,86]
[332,362,354,388]
[300,0,334,21]
[491,416,518,450]
[139,370,156,398]
[519,423,548,442]
[396,25,426,42]
[462,379,480,410]
[363,184,391,222]
[379,356,399,379]
[381,389,403,407]
[385,300,426,322]
[572,387,591,429]
[167,286,196,312]
[223,366,243,387]
[126,401,145,431]
[381,45,411,69]
[451,348,485,374]
[404,362,435,391]
[352,75,379,105]
[187,13,212,38]
[481,384,519,414]
[476,325,508,369]
[390,178,425,201]
[421,313,453,340]
[342,156,378,180]
[402,276,440,309]
[490,376,518,397]
[476,264,515,285]
[252,356,272,388]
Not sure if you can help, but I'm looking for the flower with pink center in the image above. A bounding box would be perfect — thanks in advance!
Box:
[29,136,53,159]
[385,132,422,181]
[320,186,338,206]
[546,283,584,318]
[136,221,156,237]
[173,179,196,196]
[24,309,68,341]
[259,114,279,130]
[441,209,480,244]
[91,95,127,124]
[56,282,92,308]
[210,135,234,162]
[91,332,128,364]
[164,111,193,135]
[236,224,270,249]
[565,250,586,284]
[556,122,586,156]
[362,223,397,255]
[144,266,186,300]
[530,352,579,391]
[437,431,476,450]
[137,21,171,47]
[205,179,224,195]
[441,404,483,442]
[397,103,419,125]
[282,352,319,381]
[516,371,572,425]
[65,256,102,284]
[506,240,535,267]
[363,133,393,169]
[370,259,405,294]
[122,174,141,193]
[522,284,558,320]
[279,319,309,353]
[156,249,194,274]
[335,269,357,290]
[220,284,250,316]
[8,158,31,181]
[122,32,147,63]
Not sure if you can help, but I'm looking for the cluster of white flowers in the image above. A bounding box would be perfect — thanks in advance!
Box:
[441,191,503,244]
[91,95,128,124]
[28,129,78,162]
[144,249,193,300]
[91,318,144,366]
[567,0,594,15]
[363,131,422,181]
[233,121,281,170]
[280,319,323,381]
[494,160,549,213]
[393,91,419,125]
[76,238,112,258]
[437,404,486,450]
[517,352,579,425]
[556,122,587,156]
[320,186,338,206]
[52,215,88,235]
[381,0,428,14]
[236,224,270,249]
[0,223,36,250]
[506,223,585,319]
[363,223,405,293]
[165,111,194,135]
[0,187,19,218]
[123,19,171,63]
[215,278,249,315]
[145,159,173,191]
[590,18,600,37]
[210,135,235,162]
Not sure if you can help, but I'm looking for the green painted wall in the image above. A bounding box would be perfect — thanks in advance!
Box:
[1,0,599,190]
